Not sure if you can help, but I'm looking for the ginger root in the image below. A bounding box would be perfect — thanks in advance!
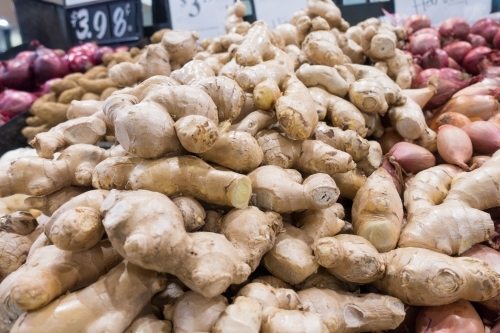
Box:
[373,247,500,306]
[10,262,166,333]
[248,165,340,213]
[92,155,252,208]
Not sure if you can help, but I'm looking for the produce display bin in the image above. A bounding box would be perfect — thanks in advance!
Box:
[0,111,30,156]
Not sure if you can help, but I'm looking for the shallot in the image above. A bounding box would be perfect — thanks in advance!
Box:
[412,68,480,109]
[441,95,499,120]
[471,18,500,43]
[419,48,449,69]
[467,33,488,48]
[415,300,484,333]
[462,46,492,75]
[430,112,471,131]
[404,14,431,35]
[461,121,500,154]
[469,155,491,168]
[409,33,440,55]
[443,41,472,63]
[439,17,470,40]
[378,127,404,154]
[437,124,473,170]
[403,75,437,108]
[386,142,436,174]
[461,244,500,312]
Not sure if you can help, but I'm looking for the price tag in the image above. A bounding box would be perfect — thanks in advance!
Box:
[168,0,235,40]
[69,4,111,41]
[394,0,491,25]
[252,0,306,28]
[66,0,142,46]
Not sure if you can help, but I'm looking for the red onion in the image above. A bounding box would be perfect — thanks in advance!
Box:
[462,46,492,75]
[462,121,500,154]
[67,43,99,71]
[467,33,488,48]
[0,89,37,119]
[0,113,6,126]
[0,54,36,91]
[404,14,431,36]
[409,33,440,55]
[65,52,93,73]
[93,46,114,65]
[443,41,472,63]
[412,68,480,109]
[439,17,470,40]
[114,45,129,52]
[33,46,69,85]
[15,51,35,61]
[471,18,500,43]
[420,48,449,69]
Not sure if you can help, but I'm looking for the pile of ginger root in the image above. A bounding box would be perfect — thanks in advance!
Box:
[1,1,500,332]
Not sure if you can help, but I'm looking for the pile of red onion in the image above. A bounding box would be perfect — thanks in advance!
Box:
[0,42,119,126]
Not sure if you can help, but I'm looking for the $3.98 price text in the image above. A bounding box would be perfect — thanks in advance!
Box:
[69,1,137,42]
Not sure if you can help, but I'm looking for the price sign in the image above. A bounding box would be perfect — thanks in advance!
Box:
[394,0,491,25]
[168,0,235,40]
[66,0,142,46]
[252,0,306,28]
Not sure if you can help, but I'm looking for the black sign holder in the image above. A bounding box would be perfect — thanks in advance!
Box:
[13,0,143,50]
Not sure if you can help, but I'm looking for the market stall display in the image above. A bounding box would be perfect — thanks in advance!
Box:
[0,1,500,332]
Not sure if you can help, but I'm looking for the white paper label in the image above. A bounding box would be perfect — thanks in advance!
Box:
[394,0,491,25]
[169,0,235,40]
[253,0,307,28]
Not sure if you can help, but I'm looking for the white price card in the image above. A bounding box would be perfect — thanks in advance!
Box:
[169,0,235,40]
[253,0,307,28]
[394,0,491,26]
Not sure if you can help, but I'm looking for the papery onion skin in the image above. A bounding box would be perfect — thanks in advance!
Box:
[431,111,471,131]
